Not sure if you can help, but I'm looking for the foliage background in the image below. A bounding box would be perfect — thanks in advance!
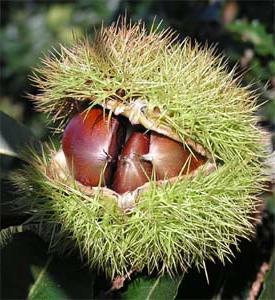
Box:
[1,1,274,299]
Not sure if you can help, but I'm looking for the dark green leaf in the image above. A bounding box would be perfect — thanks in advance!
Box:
[263,101,275,124]
[122,274,183,300]
[1,232,95,300]
[0,111,35,157]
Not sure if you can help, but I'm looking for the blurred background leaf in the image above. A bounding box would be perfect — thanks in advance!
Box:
[1,232,96,300]
[122,274,183,300]
[0,111,35,158]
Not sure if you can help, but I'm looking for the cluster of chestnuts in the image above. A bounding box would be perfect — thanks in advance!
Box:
[62,107,206,194]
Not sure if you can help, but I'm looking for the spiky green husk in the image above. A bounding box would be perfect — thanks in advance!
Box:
[31,20,263,162]
[14,20,266,277]
[13,145,263,277]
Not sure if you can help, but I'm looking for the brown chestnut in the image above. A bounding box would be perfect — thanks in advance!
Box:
[62,108,205,193]
[147,132,206,180]
[62,108,125,187]
[112,131,152,194]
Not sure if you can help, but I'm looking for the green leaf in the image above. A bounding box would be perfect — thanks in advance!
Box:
[122,274,184,300]
[1,232,95,300]
[268,61,275,75]
[0,111,35,157]
[28,256,65,300]
[263,100,275,124]
[227,20,275,56]
[259,249,275,300]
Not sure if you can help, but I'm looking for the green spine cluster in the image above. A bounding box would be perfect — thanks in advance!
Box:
[13,20,266,278]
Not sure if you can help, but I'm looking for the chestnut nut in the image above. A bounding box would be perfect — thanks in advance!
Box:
[62,108,205,194]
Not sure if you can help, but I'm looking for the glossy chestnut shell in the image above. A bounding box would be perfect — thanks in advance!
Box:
[62,108,125,186]
[62,108,206,194]
[112,131,152,194]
